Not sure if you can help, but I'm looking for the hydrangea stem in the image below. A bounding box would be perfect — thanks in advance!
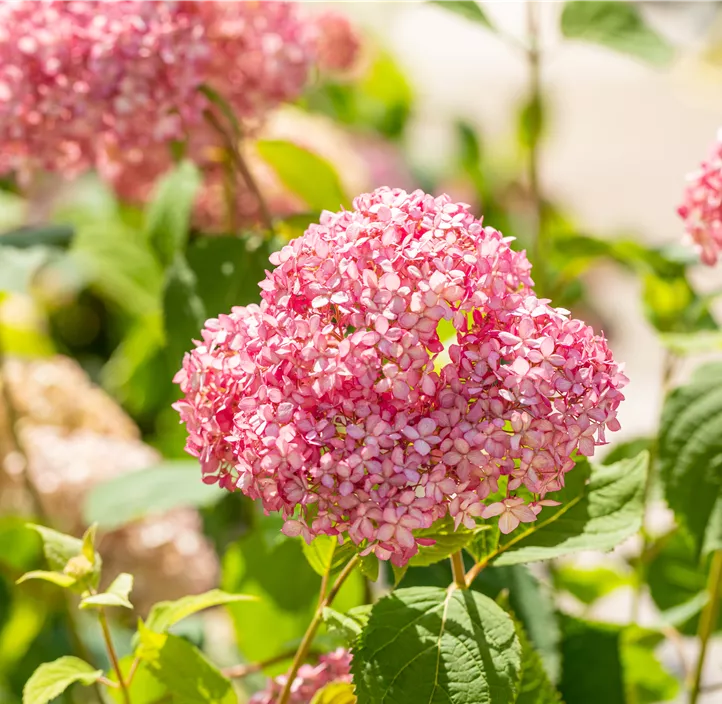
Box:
[450,550,467,589]
[277,555,359,704]
[98,606,131,704]
[689,549,722,704]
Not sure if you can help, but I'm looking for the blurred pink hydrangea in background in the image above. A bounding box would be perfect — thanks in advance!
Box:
[174,187,627,566]
[0,0,358,189]
[678,128,722,266]
[250,648,352,704]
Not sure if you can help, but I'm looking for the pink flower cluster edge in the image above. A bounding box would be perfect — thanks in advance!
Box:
[174,187,628,566]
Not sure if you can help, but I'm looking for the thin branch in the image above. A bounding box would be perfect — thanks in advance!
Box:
[203,109,276,236]
[450,551,467,590]
[98,608,131,704]
[222,650,297,679]
[277,556,360,704]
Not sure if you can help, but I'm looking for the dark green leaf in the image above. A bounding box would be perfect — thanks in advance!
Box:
[322,606,370,644]
[659,364,722,552]
[84,461,224,531]
[0,224,73,249]
[560,1,673,66]
[621,627,679,703]
[137,626,235,704]
[492,452,648,565]
[144,161,201,267]
[22,657,102,704]
[256,140,350,211]
[513,616,561,704]
[429,1,493,30]
[352,586,521,704]
[162,252,207,370]
[358,553,379,583]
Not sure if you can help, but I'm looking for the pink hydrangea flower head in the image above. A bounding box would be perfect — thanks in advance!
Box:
[250,648,352,704]
[174,187,627,565]
[309,11,361,74]
[678,129,722,266]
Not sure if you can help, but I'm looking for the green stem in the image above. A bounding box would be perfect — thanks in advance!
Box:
[277,556,359,704]
[526,0,546,293]
[98,608,131,704]
[689,549,722,704]
[450,551,467,590]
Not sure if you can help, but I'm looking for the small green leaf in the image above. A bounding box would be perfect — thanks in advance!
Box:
[23,656,102,704]
[659,364,722,552]
[621,626,679,704]
[27,524,101,589]
[322,607,366,643]
[137,626,235,704]
[352,586,521,704]
[0,224,72,249]
[16,571,76,589]
[517,93,545,150]
[144,161,202,268]
[429,1,493,30]
[83,461,224,531]
[81,573,133,610]
[256,140,350,212]
[409,514,487,567]
[358,554,379,583]
[310,682,356,704]
[301,536,356,578]
[145,589,256,634]
[560,1,673,66]
[81,524,97,565]
[492,452,648,565]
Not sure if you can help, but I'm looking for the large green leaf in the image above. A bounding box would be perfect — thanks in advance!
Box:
[513,617,561,704]
[22,656,102,704]
[108,655,168,704]
[352,586,521,704]
[428,1,493,30]
[83,461,224,531]
[144,161,201,267]
[137,627,235,704]
[659,363,722,551]
[163,252,207,370]
[490,453,647,566]
[145,589,256,634]
[560,1,673,66]
[185,235,274,317]
[256,140,350,212]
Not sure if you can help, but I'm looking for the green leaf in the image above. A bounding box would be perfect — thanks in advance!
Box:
[352,586,521,704]
[560,1,673,66]
[80,573,133,610]
[23,656,102,704]
[659,330,722,356]
[81,524,97,565]
[518,93,545,151]
[492,452,648,565]
[27,524,102,589]
[137,626,235,704]
[513,617,561,704]
[0,517,41,571]
[552,564,630,606]
[0,224,72,249]
[429,1,493,30]
[409,514,487,567]
[310,682,356,704]
[144,160,201,267]
[163,252,207,370]
[659,364,722,552]
[322,606,367,643]
[256,140,350,212]
[358,553,379,583]
[145,589,256,634]
[185,235,275,318]
[16,571,76,589]
[622,627,679,704]
[108,655,168,704]
[222,527,364,663]
[70,221,163,318]
[83,461,224,531]
[301,536,356,578]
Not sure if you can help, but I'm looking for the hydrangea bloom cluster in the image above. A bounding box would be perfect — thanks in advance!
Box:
[678,129,722,266]
[175,187,627,565]
[250,649,352,704]
[0,1,353,182]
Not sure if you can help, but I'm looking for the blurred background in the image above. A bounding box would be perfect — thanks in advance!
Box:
[1,2,722,703]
